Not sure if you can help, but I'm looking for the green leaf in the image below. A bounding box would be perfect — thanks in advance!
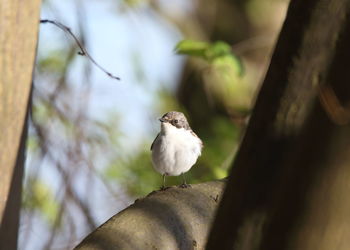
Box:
[206,41,232,60]
[175,40,244,76]
[212,54,244,76]
[175,40,209,58]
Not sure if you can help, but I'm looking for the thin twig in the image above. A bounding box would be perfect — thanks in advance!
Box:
[40,19,121,81]
[318,85,350,125]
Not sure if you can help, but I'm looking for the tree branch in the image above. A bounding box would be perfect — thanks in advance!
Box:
[40,19,121,81]
[75,180,225,249]
[206,0,350,249]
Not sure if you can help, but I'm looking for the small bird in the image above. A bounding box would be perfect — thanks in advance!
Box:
[151,111,203,189]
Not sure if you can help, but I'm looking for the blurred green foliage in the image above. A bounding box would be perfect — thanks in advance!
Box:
[105,149,157,196]
[26,135,39,153]
[176,39,252,113]
[23,0,288,247]
[22,177,60,227]
[175,40,244,76]
[38,50,67,74]
[199,116,240,178]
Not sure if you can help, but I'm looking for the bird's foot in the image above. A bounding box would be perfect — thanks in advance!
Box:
[179,183,191,188]
[160,186,170,191]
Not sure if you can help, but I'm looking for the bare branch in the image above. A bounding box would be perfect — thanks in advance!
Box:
[40,19,121,81]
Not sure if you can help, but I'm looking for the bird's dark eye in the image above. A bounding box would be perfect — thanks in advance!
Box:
[174,119,179,124]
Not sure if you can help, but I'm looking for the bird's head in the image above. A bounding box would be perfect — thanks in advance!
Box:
[159,111,190,130]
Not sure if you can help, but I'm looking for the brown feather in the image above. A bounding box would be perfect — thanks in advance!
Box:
[150,133,159,150]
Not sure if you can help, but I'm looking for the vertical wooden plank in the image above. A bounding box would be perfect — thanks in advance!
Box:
[0,0,41,248]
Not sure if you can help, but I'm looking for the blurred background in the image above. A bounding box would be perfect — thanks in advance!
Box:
[20,0,288,249]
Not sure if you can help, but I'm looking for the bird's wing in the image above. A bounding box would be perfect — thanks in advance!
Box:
[190,130,203,149]
[150,133,160,150]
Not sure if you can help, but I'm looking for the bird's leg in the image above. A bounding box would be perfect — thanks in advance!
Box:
[179,173,191,188]
[160,174,169,190]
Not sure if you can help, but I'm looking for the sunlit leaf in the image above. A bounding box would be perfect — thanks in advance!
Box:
[175,40,209,58]
[206,41,231,60]
[176,40,243,76]
[212,53,244,76]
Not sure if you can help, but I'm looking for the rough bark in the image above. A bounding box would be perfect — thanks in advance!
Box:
[75,180,225,250]
[0,0,41,249]
[207,0,350,249]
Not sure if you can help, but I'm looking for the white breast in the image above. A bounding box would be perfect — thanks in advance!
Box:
[151,123,202,176]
